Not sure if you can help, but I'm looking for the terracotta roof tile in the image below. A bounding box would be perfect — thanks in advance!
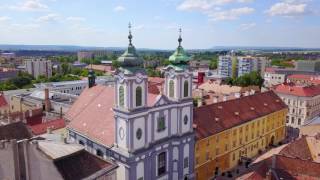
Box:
[66,84,159,147]
[194,91,287,139]
[279,136,313,161]
[239,155,320,180]
[29,119,66,135]
[274,84,320,97]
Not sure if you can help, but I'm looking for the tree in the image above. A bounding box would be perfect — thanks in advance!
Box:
[61,63,70,75]
[112,60,120,69]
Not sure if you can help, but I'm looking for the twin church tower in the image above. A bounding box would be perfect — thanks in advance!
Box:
[69,24,195,180]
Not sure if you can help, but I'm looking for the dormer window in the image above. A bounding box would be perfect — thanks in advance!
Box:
[157,116,166,132]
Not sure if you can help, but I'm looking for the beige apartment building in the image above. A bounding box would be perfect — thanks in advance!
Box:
[274,84,320,128]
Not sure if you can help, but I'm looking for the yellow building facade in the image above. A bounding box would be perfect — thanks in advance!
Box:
[193,91,288,180]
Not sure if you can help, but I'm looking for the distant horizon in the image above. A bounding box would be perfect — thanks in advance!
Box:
[1,44,320,52]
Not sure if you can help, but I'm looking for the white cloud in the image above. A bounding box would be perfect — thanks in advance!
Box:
[113,5,126,12]
[36,13,60,23]
[133,24,145,30]
[239,22,256,30]
[266,1,308,17]
[177,0,254,11]
[66,16,86,22]
[0,16,11,22]
[208,7,255,21]
[10,0,48,11]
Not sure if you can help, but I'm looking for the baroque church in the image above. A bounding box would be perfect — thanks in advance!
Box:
[66,25,195,180]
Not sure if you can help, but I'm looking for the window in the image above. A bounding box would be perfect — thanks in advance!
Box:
[184,157,189,168]
[183,80,189,97]
[119,86,124,107]
[298,118,301,125]
[184,115,188,125]
[158,152,166,176]
[96,149,103,157]
[79,140,84,146]
[291,117,295,124]
[232,153,235,161]
[135,86,142,107]
[157,116,166,132]
[169,80,174,98]
[136,128,142,140]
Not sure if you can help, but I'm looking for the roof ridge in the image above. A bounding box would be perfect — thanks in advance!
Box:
[196,91,273,110]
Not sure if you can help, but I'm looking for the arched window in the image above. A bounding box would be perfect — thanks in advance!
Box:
[184,80,189,97]
[136,86,142,107]
[169,80,174,98]
[119,86,124,107]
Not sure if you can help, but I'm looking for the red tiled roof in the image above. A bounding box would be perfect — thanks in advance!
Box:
[29,119,66,135]
[0,93,8,107]
[193,91,287,139]
[288,74,320,85]
[279,136,313,161]
[265,67,276,73]
[66,84,159,147]
[275,155,320,178]
[239,155,320,180]
[274,84,320,97]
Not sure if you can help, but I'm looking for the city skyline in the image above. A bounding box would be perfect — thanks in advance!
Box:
[0,0,319,49]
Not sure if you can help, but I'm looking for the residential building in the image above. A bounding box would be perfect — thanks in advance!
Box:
[77,51,94,62]
[189,60,210,72]
[0,67,18,81]
[193,91,287,180]
[287,74,320,86]
[274,84,320,128]
[264,67,319,88]
[67,28,195,180]
[25,59,52,78]
[296,60,320,72]
[219,55,267,78]
[218,55,233,77]
[237,56,254,77]
[237,56,268,77]
[33,77,114,95]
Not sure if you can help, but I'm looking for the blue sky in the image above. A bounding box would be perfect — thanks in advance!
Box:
[0,0,319,49]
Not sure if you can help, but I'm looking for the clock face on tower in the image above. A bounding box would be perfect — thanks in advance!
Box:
[136,73,143,83]
[119,127,125,140]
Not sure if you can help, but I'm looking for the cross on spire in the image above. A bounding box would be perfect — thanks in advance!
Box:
[178,28,182,47]
[128,22,133,46]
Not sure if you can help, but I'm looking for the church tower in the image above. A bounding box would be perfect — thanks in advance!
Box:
[163,28,192,102]
[114,23,148,112]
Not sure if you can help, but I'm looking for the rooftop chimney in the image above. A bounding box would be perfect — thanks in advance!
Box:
[44,88,51,112]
